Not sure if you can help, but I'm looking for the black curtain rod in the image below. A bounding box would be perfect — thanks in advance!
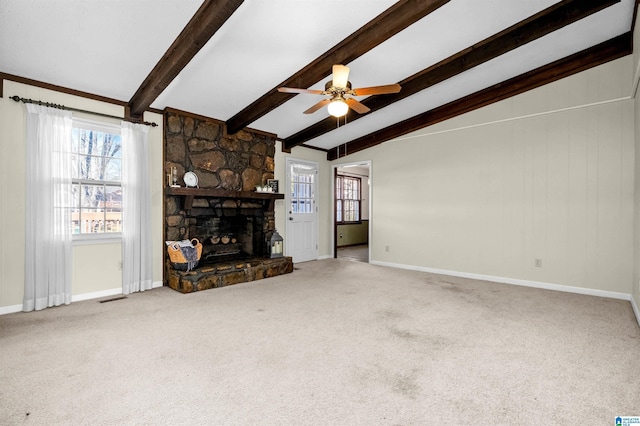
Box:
[10,95,158,127]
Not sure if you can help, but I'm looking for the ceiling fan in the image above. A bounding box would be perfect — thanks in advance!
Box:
[277,64,401,118]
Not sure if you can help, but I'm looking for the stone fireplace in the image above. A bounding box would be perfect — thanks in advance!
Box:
[163,108,293,293]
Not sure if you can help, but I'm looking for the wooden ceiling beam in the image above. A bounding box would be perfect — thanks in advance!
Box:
[225,0,451,136]
[128,0,244,118]
[285,0,620,151]
[326,32,632,161]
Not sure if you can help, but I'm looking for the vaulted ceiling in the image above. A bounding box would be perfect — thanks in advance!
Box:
[0,0,636,160]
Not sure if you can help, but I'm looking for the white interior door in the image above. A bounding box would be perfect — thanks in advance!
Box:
[285,158,318,263]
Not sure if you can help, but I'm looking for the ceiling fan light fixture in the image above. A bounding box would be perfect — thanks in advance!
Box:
[280,64,398,117]
[328,98,349,117]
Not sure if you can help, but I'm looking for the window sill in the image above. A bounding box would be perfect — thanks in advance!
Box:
[73,234,122,246]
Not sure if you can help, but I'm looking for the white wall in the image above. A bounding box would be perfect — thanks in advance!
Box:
[634,88,640,320]
[335,56,635,296]
[0,78,325,313]
[0,80,164,312]
[2,54,638,312]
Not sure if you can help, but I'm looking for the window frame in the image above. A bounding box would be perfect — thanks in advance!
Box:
[336,174,361,224]
[70,118,123,243]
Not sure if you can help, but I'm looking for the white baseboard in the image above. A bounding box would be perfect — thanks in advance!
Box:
[0,304,24,315]
[71,280,164,302]
[0,291,124,315]
[72,287,123,303]
[370,260,632,301]
[1,281,165,315]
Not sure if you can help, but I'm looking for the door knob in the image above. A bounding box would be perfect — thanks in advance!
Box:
[289,217,293,221]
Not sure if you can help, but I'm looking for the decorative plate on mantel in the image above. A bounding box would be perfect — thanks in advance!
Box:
[183,171,198,188]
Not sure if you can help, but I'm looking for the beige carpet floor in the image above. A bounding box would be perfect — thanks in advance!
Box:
[1,259,639,425]
[337,244,368,263]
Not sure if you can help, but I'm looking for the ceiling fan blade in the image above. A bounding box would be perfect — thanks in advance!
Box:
[346,98,370,114]
[277,87,324,95]
[351,84,401,96]
[303,99,331,114]
[332,64,350,89]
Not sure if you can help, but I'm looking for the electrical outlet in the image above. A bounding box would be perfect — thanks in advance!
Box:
[385,245,390,252]
[534,259,542,268]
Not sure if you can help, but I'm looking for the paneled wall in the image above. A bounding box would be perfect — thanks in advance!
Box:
[337,56,635,294]
[633,7,640,311]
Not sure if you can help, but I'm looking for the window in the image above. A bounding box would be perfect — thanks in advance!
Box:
[290,165,315,214]
[336,175,360,223]
[69,120,122,237]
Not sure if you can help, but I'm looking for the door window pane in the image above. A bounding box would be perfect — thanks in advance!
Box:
[291,168,314,214]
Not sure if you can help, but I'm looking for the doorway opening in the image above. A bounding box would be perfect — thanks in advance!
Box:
[333,161,371,263]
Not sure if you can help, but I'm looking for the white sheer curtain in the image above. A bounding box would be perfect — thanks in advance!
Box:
[121,121,152,294]
[24,104,74,311]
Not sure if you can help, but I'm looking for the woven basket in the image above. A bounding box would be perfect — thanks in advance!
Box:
[167,238,202,271]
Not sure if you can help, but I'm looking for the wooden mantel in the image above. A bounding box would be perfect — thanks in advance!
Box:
[166,187,284,212]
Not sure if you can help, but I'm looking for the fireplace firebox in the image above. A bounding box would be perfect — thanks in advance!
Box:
[164,187,293,293]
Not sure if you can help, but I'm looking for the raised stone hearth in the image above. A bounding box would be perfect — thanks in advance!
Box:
[167,257,293,294]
